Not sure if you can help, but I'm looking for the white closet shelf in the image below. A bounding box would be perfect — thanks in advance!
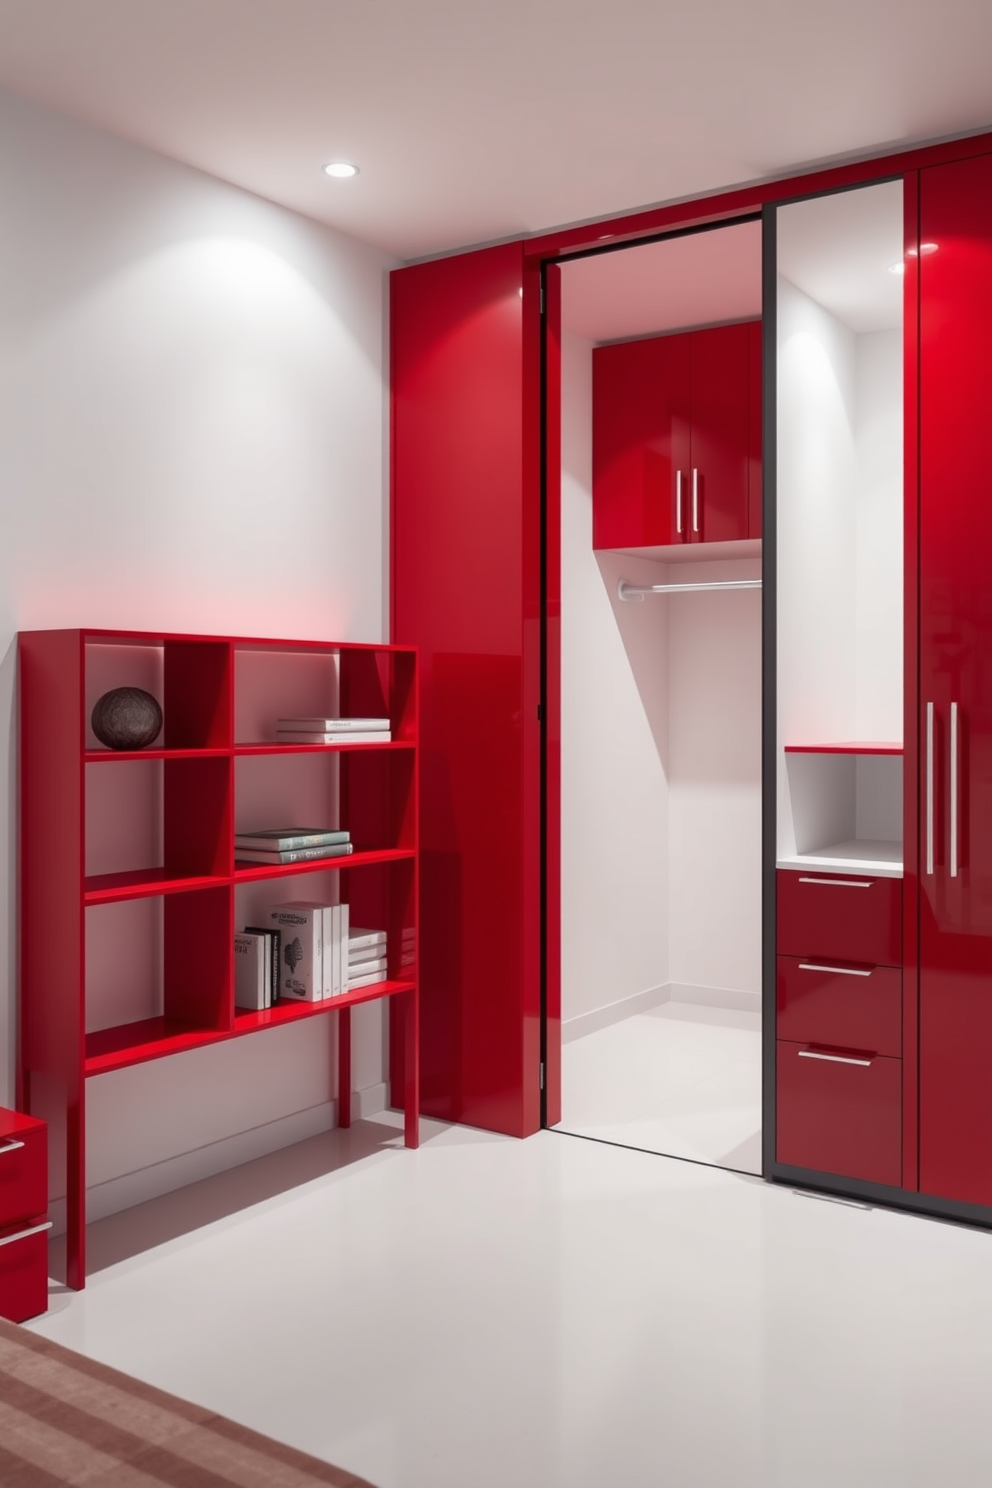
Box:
[777,839,903,879]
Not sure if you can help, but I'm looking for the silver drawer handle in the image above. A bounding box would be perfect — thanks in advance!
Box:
[798,1050,872,1067]
[798,963,872,978]
[797,877,872,888]
[0,1139,25,1155]
[0,1220,52,1249]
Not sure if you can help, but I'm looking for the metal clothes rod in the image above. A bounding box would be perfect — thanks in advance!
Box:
[618,578,762,602]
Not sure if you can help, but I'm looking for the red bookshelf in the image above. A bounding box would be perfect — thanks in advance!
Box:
[19,628,419,1290]
[783,742,903,755]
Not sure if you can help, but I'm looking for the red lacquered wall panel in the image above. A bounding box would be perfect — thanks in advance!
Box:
[777,870,902,967]
[391,242,541,1136]
[688,322,750,543]
[917,151,992,1207]
[776,1041,901,1185]
[592,334,690,549]
[776,957,901,1059]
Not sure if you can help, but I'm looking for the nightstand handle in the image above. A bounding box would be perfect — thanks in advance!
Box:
[0,1220,52,1249]
[0,1139,25,1155]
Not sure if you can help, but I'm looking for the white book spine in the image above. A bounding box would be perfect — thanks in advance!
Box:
[349,956,388,982]
[348,928,387,955]
[234,933,267,1011]
[337,902,349,995]
[267,906,322,1001]
[348,967,388,991]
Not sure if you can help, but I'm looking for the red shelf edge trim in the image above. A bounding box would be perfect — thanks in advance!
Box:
[784,742,903,756]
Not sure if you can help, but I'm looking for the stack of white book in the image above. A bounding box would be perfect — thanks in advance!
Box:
[266,900,352,1002]
[234,826,353,866]
[276,717,392,744]
[348,929,389,989]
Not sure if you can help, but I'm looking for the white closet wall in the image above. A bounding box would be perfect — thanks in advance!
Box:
[560,328,670,1032]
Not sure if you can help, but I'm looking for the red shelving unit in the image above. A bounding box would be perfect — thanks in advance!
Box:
[784,742,903,756]
[19,628,419,1290]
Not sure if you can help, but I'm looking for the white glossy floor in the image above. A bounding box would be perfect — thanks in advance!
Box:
[27,1113,992,1488]
[555,1000,762,1173]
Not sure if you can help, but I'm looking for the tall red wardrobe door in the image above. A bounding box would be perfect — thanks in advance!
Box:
[688,323,750,543]
[918,151,992,1206]
[592,334,691,549]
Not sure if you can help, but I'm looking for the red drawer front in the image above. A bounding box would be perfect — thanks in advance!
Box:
[776,1041,901,1186]
[777,870,902,967]
[777,956,902,1058]
[0,1124,47,1230]
[0,1220,49,1323]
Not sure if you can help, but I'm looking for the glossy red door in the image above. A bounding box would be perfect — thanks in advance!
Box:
[592,334,690,549]
[688,323,751,542]
[918,151,992,1207]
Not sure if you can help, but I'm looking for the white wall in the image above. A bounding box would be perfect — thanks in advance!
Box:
[776,276,902,862]
[0,91,397,1218]
[559,326,762,1024]
[560,328,670,1025]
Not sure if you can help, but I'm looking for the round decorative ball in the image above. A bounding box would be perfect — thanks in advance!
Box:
[91,687,163,750]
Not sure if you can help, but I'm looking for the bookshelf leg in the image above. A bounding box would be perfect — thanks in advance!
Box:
[404,989,420,1149]
[338,1008,352,1129]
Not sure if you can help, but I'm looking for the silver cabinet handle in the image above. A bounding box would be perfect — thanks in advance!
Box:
[0,1139,25,1155]
[950,700,959,879]
[797,877,872,888]
[926,700,935,876]
[798,1050,873,1067]
[798,963,872,978]
[692,467,699,533]
[0,1220,52,1249]
[676,470,683,534]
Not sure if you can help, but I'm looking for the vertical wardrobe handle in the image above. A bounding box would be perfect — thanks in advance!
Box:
[926,700,934,877]
[950,700,959,878]
[692,468,700,533]
[676,470,683,535]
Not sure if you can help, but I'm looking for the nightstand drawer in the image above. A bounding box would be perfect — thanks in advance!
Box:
[777,956,901,1058]
[0,1111,47,1230]
[0,1219,51,1323]
[776,1040,901,1186]
[777,869,902,967]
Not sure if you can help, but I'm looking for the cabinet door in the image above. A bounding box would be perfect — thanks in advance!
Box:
[918,152,992,1207]
[592,334,690,549]
[688,323,750,543]
[747,319,762,538]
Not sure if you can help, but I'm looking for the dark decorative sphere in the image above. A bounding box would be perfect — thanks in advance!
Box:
[91,687,163,750]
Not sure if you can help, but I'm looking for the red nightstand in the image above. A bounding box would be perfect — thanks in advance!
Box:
[0,1107,50,1322]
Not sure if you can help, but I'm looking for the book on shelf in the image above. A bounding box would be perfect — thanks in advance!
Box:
[234,932,270,1011]
[244,924,280,1002]
[276,731,392,745]
[285,900,350,996]
[267,904,323,1001]
[349,928,386,957]
[235,827,350,853]
[348,966,389,991]
[277,718,391,732]
[236,843,354,866]
[348,955,388,983]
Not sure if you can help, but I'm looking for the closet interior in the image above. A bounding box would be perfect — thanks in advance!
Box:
[553,222,764,1173]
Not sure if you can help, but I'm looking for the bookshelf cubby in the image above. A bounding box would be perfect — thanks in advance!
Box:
[19,628,419,1290]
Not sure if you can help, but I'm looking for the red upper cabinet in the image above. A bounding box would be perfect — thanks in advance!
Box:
[917,151,992,1208]
[592,333,690,549]
[592,319,759,550]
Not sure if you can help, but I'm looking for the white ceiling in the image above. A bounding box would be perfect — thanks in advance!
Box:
[561,222,762,343]
[0,0,990,260]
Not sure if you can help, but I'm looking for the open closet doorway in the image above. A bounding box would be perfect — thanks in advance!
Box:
[549,220,764,1174]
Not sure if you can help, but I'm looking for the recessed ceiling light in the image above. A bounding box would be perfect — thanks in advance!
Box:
[323,162,359,179]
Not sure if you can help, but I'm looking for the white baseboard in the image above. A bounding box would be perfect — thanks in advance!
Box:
[562,983,670,1043]
[46,1082,391,1237]
[668,982,761,1014]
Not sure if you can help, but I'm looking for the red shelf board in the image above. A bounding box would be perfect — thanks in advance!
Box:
[85,1018,228,1075]
[234,741,414,755]
[233,979,414,1035]
[84,868,231,904]
[784,742,903,756]
[85,747,231,763]
[233,847,414,881]
[80,627,415,656]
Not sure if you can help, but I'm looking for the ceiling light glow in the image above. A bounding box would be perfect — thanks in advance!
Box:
[323,161,359,179]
